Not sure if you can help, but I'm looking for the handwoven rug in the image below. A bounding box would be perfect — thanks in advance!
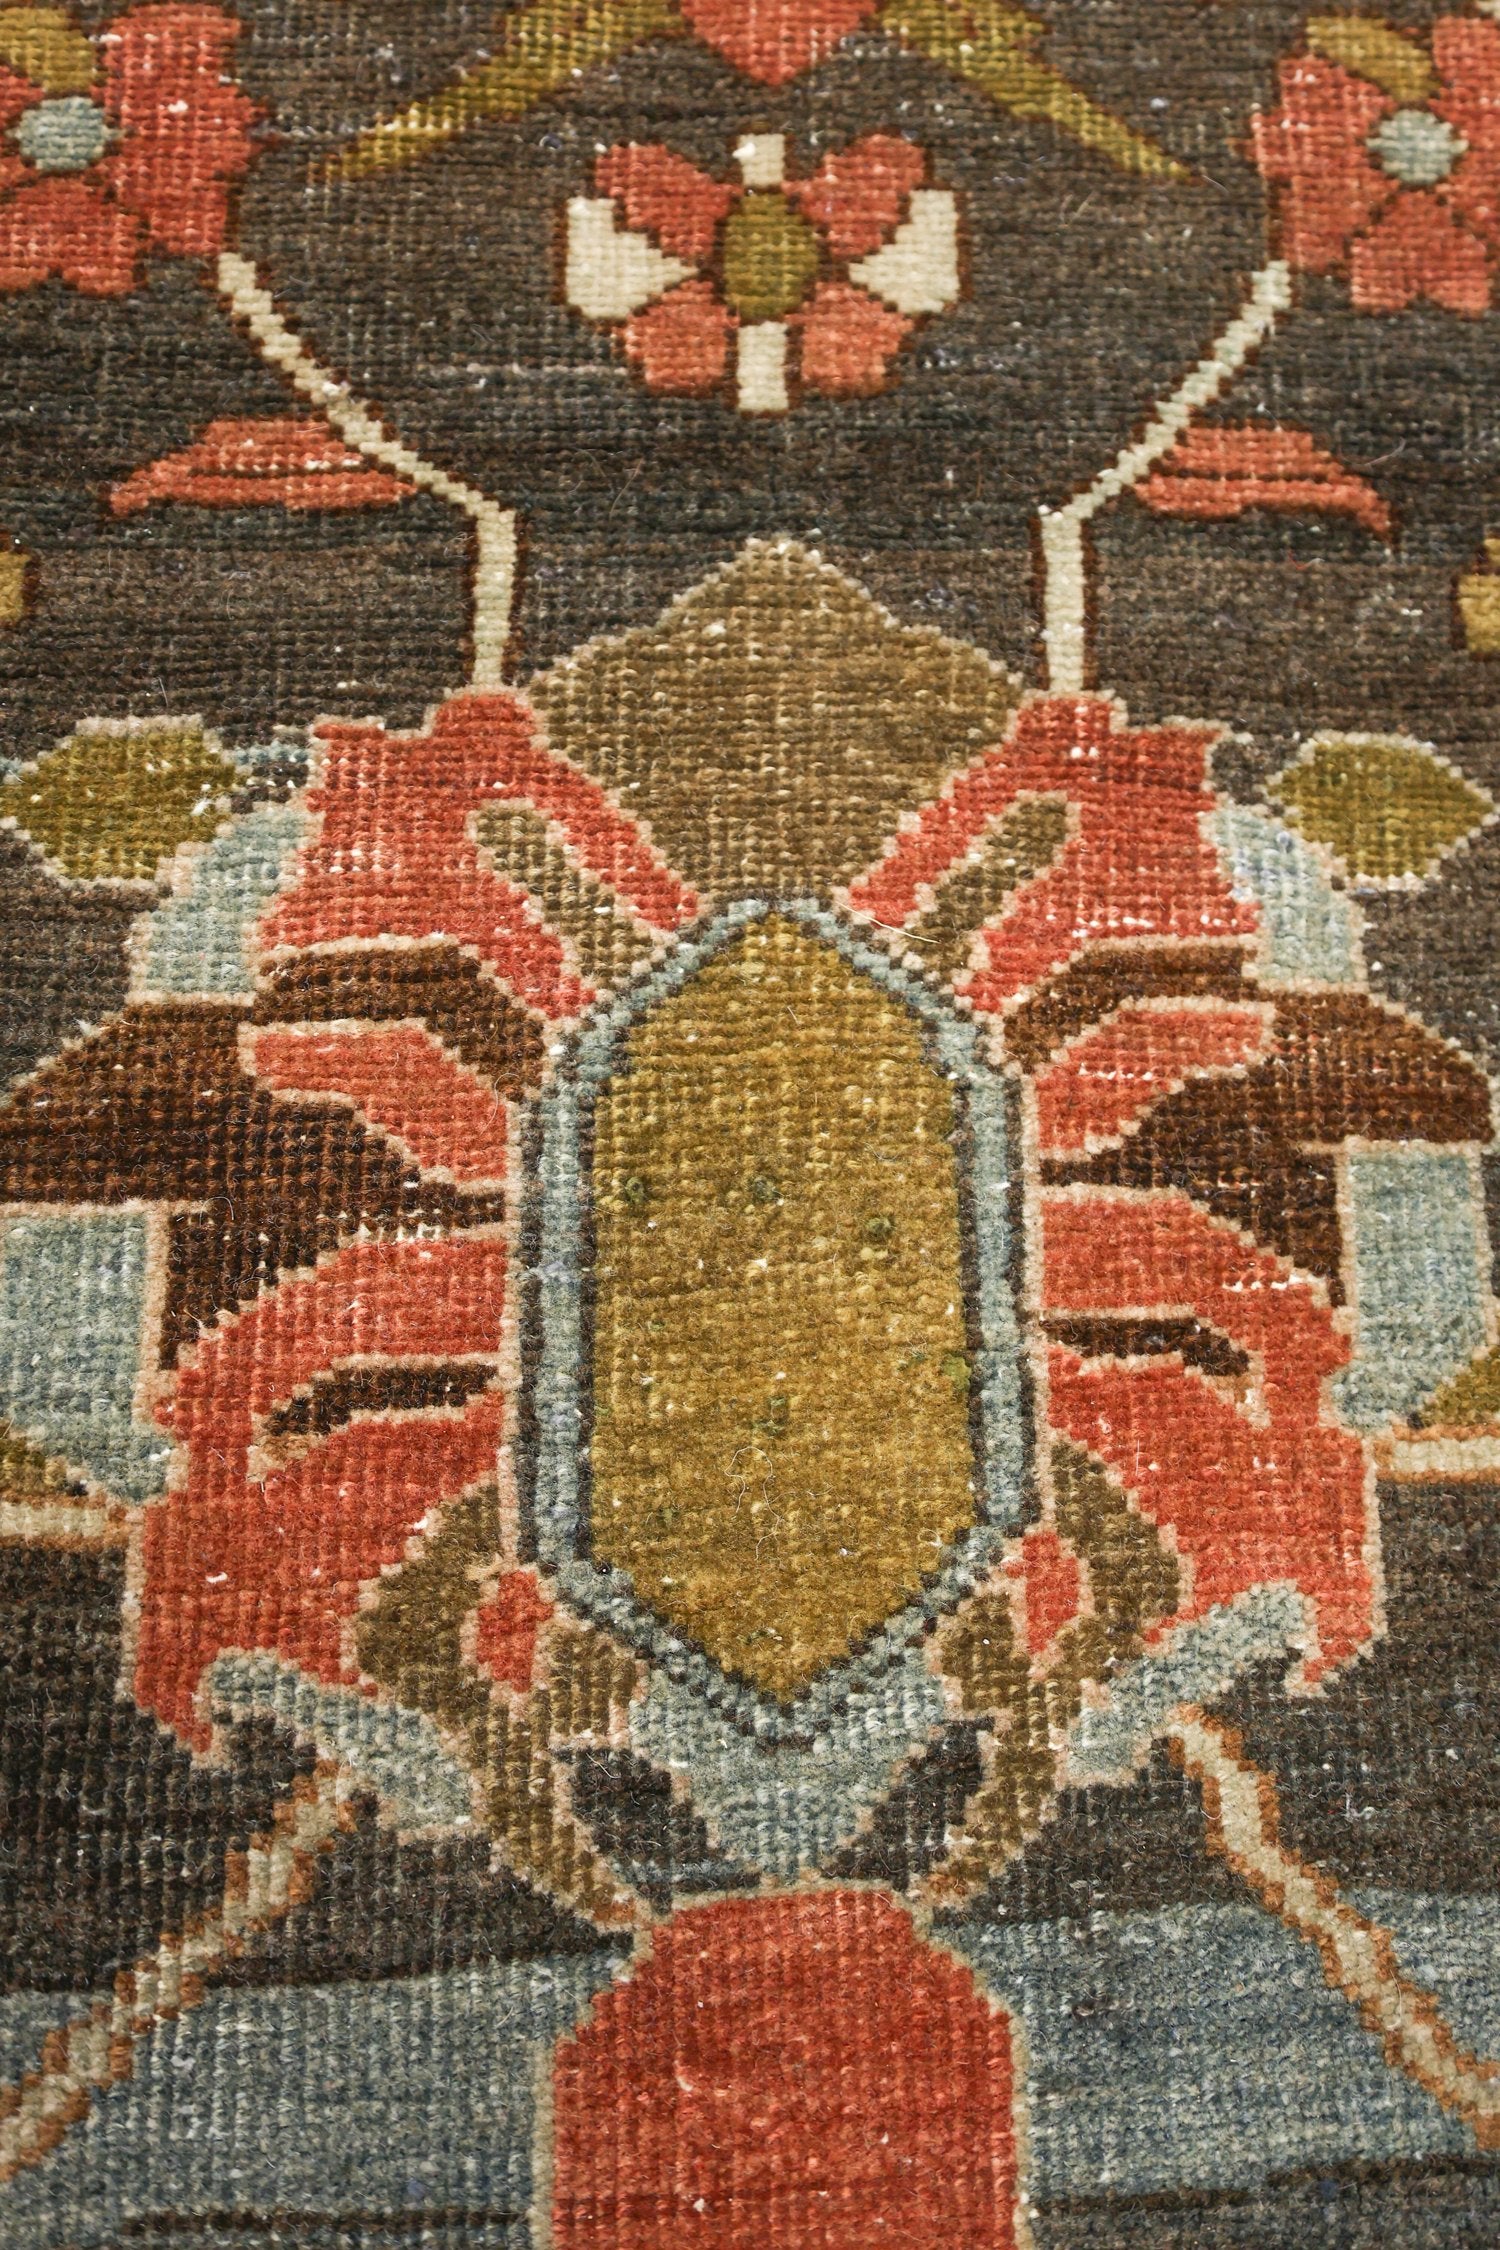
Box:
[1,2,1499,2244]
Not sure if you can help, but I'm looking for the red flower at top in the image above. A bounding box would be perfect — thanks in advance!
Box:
[677,0,874,85]
[0,3,261,296]
[1251,14,1500,315]
[566,133,962,413]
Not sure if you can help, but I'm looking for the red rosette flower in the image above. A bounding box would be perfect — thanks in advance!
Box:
[1251,13,1500,315]
[565,131,962,412]
[0,2,262,296]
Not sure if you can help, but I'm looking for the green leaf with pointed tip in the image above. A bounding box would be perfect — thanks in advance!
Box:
[1269,734,1495,886]
[879,0,1187,180]
[0,1417,78,1499]
[1419,1344,1500,1430]
[0,720,241,883]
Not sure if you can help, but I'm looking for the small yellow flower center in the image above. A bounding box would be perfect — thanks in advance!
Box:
[720,192,821,321]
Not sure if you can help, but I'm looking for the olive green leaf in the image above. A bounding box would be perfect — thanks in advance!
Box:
[1458,539,1500,658]
[319,0,1182,186]
[1418,1344,1500,1431]
[0,719,241,884]
[1269,733,1496,887]
[1304,15,1435,104]
[878,0,1186,180]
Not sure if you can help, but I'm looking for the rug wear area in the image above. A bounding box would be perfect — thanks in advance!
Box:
[0,1,1498,2243]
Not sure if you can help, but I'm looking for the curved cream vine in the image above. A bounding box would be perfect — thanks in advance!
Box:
[216,251,519,687]
[1037,258,1292,691]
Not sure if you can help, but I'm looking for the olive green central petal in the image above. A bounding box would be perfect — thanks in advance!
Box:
[588,916,980,1701]
[721,193,821,321]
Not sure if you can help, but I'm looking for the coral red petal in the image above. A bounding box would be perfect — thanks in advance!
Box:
[677,0,876,84]
[1137,424,1393,538]
[1034,1002,1272,1157]
[141,1233,509,1746]
[1432,16,1500,157]
[1252,56,1393,269]
[594,143,735,265]
[799,280,911,397]
[1251,53,1392,182]
[1350,190,1493,314]
[107,415,414,514]
[99,4,260,255]
[552,1893,1025,2249]
[1433,20,1500,247]
[623,278,732,394]
[472,1571,554,1693]
[1009,1525,1085,1658]
[1042,1190,1376,1682]
[100,116,251,257]
[0,65,44,132]
[0,174,143,294]
[246,1024,512,1187]
[792,132,926,259]
[1444,145,1500,251]
[262,693,594,1018]
[101,3,247,129]
[1279,165,1396,272]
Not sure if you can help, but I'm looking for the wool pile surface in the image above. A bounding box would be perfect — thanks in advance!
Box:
[1,2,1499,2244]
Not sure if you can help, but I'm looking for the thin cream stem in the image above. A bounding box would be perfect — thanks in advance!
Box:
[215,250,518,687]
[1169,1711,1500,2147]
[1038,258,1292,693]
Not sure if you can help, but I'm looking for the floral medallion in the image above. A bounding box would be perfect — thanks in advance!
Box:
[565,132,962,409]
[2,0,1499,2234]
[0,541,1473,1934]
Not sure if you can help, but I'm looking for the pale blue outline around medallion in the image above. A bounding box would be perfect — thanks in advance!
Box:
[528,896,1030,1745]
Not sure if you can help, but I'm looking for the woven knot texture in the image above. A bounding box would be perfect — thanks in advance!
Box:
[0,2,1498,2243]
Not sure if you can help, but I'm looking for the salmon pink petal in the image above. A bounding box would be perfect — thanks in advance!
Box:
[1433,18,1500,246]
[0,64,43,131]
[1350,189,1493,313]
[99,4,260,256]
[594,143,734,264]
[1443,145,1500,250]
[1251,55,1394,269]
[799,280,911,397]
[676,0,876,84]
[792,132,926,258]
[1432,16,1500,157]
[0,174,142,294]
[624,278,732,394]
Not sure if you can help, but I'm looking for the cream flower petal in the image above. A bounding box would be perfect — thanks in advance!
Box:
[848,187,960,316]
[565,195,695,323]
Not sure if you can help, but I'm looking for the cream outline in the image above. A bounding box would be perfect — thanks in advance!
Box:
[215,252,519,688]
[1037,260,1292,691]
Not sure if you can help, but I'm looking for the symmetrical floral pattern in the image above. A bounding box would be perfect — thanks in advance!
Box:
[1252,14,1500,314]
[2,0,1500,2237]
[565,132,962,410]
[65,581,1483,1890]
